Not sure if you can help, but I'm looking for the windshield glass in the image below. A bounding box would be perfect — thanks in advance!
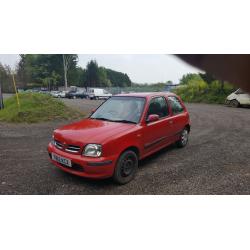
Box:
[91,96,146,124]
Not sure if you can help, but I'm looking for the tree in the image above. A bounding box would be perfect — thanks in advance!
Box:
[67,67,86,87]
[199,72,216,84]
[98,67,111,87]
[0,80,3,109]
[0,63,14,93]
[15,56,132,89]
[106,69,132,87]
[179,73,202,85]
[62,54,78,89]
[16,54,37,87]
[16,54,79,88]
[85,60,99,87]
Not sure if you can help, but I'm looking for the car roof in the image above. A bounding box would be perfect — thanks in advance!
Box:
[115,92,178,98]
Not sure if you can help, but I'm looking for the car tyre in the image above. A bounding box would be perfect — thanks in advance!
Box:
[113,150,138,184]
[230,99,240,108]
[176,128,189,148]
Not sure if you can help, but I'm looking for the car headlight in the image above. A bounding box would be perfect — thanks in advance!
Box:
[83,144,102,157]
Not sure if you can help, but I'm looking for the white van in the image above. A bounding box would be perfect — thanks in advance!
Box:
[226,89,250,107]
[86,88,112,100]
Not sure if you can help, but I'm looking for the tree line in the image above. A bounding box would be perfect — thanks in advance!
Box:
[0,55,132,92]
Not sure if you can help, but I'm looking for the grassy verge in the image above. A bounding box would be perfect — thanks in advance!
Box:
[0,93,84,123]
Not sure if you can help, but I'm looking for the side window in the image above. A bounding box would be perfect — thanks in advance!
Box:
[168,96,184,115]
[147,96,169,118]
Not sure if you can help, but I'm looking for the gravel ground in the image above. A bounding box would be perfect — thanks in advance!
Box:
[0,97,250,194]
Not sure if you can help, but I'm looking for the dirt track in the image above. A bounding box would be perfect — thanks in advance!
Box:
[0,98,250,194]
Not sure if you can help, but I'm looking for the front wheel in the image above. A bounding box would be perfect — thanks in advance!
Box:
[230,99,240,108]
[176,128,189,148]
[113,150,138,184]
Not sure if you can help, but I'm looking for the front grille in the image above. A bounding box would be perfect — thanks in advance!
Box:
[65,145,81,153]
[54,140,81,154]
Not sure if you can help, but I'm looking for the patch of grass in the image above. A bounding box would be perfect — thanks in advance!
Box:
[0,93,84,123]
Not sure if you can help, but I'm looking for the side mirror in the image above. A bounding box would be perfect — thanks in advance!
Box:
[147,114,159,123]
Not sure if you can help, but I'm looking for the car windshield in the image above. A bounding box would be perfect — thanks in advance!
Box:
[90,96,146,124]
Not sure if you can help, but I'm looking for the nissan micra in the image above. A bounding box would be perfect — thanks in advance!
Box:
[48,93,191,184]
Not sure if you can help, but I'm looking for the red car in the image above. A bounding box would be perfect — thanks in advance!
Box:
[48,92,190,184]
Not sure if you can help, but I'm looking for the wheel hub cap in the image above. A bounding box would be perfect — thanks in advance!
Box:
[121,157,134,177]
[181,130,188,145]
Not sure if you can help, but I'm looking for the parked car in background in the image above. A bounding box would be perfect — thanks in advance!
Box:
[75,90,87,99]
[39,90,50,94]
[57,91,66,98]
[50,91,59,97]
[25,88,39,93]
[86,88,112,100]
[50,91,66,98]
[48,92,190,184]
[225,88,250,107]
[65,90,77,99]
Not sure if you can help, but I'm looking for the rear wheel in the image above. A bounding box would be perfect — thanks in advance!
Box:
[113,150,138,184]
[176,128,189,148]
[230,99,240,108]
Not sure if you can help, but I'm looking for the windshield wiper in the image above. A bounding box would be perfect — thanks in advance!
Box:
[113,119,137,124]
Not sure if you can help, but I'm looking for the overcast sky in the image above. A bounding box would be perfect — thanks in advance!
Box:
[0,54,201,84]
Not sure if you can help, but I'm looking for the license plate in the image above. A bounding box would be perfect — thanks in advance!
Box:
[52,153,72,167]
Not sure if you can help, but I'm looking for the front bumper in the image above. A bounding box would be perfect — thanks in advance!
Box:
[47,143,116,179]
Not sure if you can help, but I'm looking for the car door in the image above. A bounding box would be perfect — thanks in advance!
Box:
[141,96,175,155]
[167,96,187,138]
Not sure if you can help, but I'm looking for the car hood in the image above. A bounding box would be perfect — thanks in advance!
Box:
[226,93,236,100]
[54,118,136,146]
